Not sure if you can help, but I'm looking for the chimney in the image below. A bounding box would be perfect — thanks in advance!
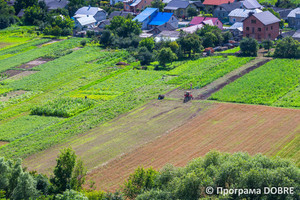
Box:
[88,5,91,10]
[248,12,254,16]
[228,1,230,3]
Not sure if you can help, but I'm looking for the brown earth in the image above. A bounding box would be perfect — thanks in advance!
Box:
[0,141,8,147]
[8,71,38,80]
[37,39,62,48]
[0,42,11,49]
[85,102,300,192]
[0,90,26,102]
[18,57,53,69]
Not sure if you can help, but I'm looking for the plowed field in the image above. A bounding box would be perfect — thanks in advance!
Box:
[85,102,300,191]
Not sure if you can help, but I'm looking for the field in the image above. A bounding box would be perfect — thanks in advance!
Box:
[210,59,300,107]
[0,26,299,194]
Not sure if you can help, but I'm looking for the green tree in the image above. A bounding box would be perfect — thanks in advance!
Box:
[157,47,177,67]
[137,47,153,65]
[23,5,46,25]
[262,39,273,52]
[274,37,300,58]
[107,16,141,38]
[178,33,202,57]
[100,30,113,47]
[222,31,232,43]
[70,158,87,191]
[240,37,258,56]
[0,0,15,15]
[14,0,38,13]
[151,0,165,11]
[55,190,88,200]
[168,41,179,54]
[187,7,198,19]
[11,172,38,200]
[50,148,77,194]
[123,167,158,199]
[139,37,155,51]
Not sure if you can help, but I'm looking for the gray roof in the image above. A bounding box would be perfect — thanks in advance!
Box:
[293,29,300,39]
[228,22,243,30]
[17,9,24,17]
[280,30,296,38]
[192,1,205,8]
[156,30,180,37]
[287,8,300,18]
[252,11,280,25]
[218,2,243,12]
[229,8,261,17]
[47,0,68,10]
[75,6,104,16]
[131,0,142,6]
[165,0,190,10]
[156,23,177,31]
[109,11,134,19]
[77,16,96,26]
[243,0,262,9]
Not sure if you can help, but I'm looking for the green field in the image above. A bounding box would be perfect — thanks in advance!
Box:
[210,59,300,108]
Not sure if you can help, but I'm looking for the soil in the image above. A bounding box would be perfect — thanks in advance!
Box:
[8,71,38,80]
[18,57,53,70]
[0,141,8,147]
[37,39,62,48]
[84,102,300,192]
[0,90,26,102]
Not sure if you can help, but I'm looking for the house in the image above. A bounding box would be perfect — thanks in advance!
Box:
[287,8,300,30]
[98,19,111,30]
[242,0,262,9]
[133,8,159,29]
[190,16,223,29]
[154,30,181,42]
[180,24,204,33]
[74,6,106,22]
[75,15,97,29]
[273,7,293,20]
[228,8,262,24]
[123,0,153,13]
[108,11,134,19]
[148,12,178,29]
[228,22,243,38]
[203,0,235,12]
[213,2,243,21]
[243,11,280,40]
[148,22,177,35]
[39,0,69,11]
[133,7,179,30]
[164,0,198,18]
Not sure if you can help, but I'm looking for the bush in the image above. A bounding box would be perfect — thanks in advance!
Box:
[240,37,258,56]
[31,97,94,118]
[274,37,300,58]
[80,40,87,47]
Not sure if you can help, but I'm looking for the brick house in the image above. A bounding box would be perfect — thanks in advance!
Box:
[243,11,280,41]
[123,0,153,13]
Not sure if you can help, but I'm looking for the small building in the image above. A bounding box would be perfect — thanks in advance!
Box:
[213,2,243,21]
[242,0,262,9]
[155,30,181,42]
[133,7,179,30]
[39,0,69,11]
[74,6,106,23]
[228,22,243,38]
[98,19,111,30]
[243,11,280,40]
[228,8,262,24]
[75,15,97,29]
[109,11,134,19]
[272,7,293,21]
[164,0,198,18]
[287,8,300,30]
[203,0,235,12]
[133,8,159,29]
[292,29,300,41]
[180,24,204,33]
[148,22,177,35]
[190,16,223,29]
[123,0,153,13]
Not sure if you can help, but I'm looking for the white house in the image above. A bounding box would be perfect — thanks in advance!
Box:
[74,6,106,29]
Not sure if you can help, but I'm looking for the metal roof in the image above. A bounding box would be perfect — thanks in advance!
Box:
[75,6,104,16]
[133,8,158,22]
[218,1,243,12]
[242,0,262,9]
[181,24,204,33]
[292,29,300,39]
[252,11,281,25]
[228,22,243,31]
[288,8,300,18]
[228,8,262,18]
[149,12,173,26]
[165,0,190,9]
[77,16,96,26]
[130,0,142,6]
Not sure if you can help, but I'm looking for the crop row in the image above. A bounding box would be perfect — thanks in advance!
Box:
[0,38,84,72]
[210,59,300,107]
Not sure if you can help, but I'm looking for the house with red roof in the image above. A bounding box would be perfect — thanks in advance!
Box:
[190,16,223,29]
[203,0,235,12]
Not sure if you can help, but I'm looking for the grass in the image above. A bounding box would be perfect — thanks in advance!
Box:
[0,115,63,142]
[210,59,300,107]
[31,97,95,118]
[220,47,240,54]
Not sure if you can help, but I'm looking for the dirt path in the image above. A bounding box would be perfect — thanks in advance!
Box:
[37,39,62,48]
[85,102,300,192]
[166,58,271,100]
[24,100,213,175]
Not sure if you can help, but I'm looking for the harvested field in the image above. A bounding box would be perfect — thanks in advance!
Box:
[0,42,11,48]
[85,102,300,191]
[1,69,23,77]
[0,90,26,102]
[37,39,62,48]
[8,70,38,80]
[18,57,53,69]
[24,100,212,175]
[0,141,8,147]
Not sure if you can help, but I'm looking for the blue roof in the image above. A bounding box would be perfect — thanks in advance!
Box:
[149,12,173,26]
[133,8,158,22]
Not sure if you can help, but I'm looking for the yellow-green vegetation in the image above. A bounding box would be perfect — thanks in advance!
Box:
[210,59,300,108]
[275,135,300,166]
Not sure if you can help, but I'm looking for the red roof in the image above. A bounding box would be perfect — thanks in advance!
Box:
[203,0,234,6]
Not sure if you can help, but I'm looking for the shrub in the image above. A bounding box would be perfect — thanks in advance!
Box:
[240,37,258,56]
[80,40,87,47]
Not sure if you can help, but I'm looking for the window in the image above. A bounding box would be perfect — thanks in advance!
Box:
[266,27,268,31]
[268,33,271,38]
[246,27,249,31]
[258,27,261,32]
[233,18,236,22]
[251,19,256,24]
[271,26,273,30]
[252,27,254,33]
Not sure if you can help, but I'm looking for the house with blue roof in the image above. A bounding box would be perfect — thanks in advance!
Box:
[133,7,178,30]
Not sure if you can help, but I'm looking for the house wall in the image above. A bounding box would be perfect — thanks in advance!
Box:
[94,11,106,22]
[243,15,280,40]
[168,15,179,28]
[288,17,300,30]
[165,4,197,18]
[229,16,245,24]
[213,7,229,21]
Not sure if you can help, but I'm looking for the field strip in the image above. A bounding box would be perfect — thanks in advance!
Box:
[195,58,272,99]
[23,100,213,175]
[37,39,63,48]
[0,141,8,147]
[83,102,300,191]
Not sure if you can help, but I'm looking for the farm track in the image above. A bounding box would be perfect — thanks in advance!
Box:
[85,102,300,192]
[166,57,272,100]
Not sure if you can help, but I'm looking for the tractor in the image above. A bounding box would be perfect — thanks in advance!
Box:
[183,91,193,103]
